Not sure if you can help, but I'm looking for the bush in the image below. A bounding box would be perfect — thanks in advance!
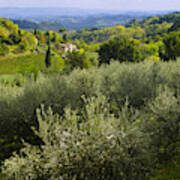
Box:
[65,49,92,71]
[0,43,10,56]
[0,60,180,175]
[98,37,142,64]
[144,88,180,162]
[160,31,180,61]
[1,95,155,180]
[0,60,180,138]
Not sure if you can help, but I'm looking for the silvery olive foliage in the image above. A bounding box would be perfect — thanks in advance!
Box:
[2,95,155,180]
[144,88,180,161]
[0,60,180,137]
[0,60,180,179]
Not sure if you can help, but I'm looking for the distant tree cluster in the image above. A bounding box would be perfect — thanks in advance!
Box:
[98,37,142,64]
[160,31,180,61]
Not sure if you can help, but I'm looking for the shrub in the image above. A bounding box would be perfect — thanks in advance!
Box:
[1,95,155,180]
[0,60,180,138]
[0,43,10,56]
[160,31,180,61]
[100,61,163,109]
[65,49,92,71]
[45,45,51,68]
[144,88,180,162]
[98,37,142,64]
[0,60,180,168]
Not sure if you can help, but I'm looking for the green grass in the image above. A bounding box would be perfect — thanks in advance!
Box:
[0,74,16,80]
[0,54,46,74]
[0,53,64,75]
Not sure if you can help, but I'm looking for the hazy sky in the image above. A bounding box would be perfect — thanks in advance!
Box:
[0,0,180,11]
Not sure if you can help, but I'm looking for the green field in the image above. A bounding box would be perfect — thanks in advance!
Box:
[0,53,64,75]
[0,54,46,74]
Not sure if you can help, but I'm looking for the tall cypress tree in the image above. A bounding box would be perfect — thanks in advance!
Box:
[45,45,51,68]
[45,32,51,68]
[33,28,37,35]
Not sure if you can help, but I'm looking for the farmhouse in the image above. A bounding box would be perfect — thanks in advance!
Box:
[59,43,77,53]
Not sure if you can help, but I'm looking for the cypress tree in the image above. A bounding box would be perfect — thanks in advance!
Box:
[33,28,37,35]
[45,45,51,68]
[45,32,51,68]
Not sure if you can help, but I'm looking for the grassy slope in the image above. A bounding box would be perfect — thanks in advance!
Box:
[0,53,64,75]
[0,54,46,74]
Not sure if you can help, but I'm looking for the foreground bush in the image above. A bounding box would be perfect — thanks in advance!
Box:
[98,37,142,64]
[144,88,180,162]
[0,60,180,168]
[1,88,180,180]
[1,95,155,180]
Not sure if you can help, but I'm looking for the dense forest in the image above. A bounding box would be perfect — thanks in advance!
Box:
[0,11,180,179]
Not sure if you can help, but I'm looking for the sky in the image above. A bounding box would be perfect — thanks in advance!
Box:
[0,0,179,11]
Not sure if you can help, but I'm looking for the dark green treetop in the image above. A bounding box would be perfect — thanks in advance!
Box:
[98,36,142,64]
[160,31,180,61]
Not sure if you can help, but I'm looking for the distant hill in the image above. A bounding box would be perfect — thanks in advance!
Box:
[125,12,180,27]
[49,14,147,30]
[11,19,41,31]
[10,13,160,31]
[69,12,180,44]
[10,15,148,31]
[11,19,64,32]
[0,7,173,30]
[70,25,145,44]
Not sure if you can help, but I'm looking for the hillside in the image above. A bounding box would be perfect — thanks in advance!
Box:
[11,19,64,32]
[0,18,67,57]
[0,12,180,62]
[138,11,180,25]
[11,19,42,31]
[70,25,145,44]
[69,12,179,44]
[0,12,180,73]
[0,17,37,56]
[2,8,171,31]
[10,14,148,31]
[44,14,149,30]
